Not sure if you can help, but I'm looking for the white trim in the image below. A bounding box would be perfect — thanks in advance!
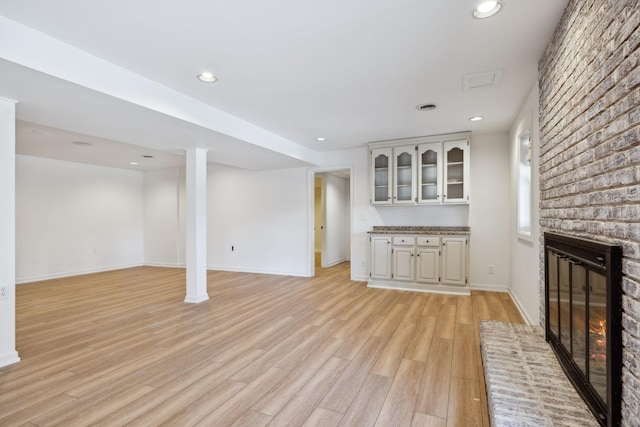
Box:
[324,258,349,268]
[184,294,209,304]
[367,280,470,296]
[0,351,20,368]
[351,274,369,282]
[470,282,509,292]
[307,165,354,278]
[508,287,535,325]
[516,112,533,241]
[15,262,144,284]
[207,264,309,278]
[143,262,185,268]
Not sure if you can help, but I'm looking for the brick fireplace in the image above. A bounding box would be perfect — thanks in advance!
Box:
[539,0,640,425]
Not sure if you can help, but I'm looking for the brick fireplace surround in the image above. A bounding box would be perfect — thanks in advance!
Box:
[538,0,640,424]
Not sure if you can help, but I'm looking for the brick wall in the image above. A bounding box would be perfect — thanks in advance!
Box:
[538,0,640,424]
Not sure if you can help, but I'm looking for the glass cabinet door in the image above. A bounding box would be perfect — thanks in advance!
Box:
[417,142,442,203]
[393,145,416,204]
[443,139,469,203]
[370,147,392,204]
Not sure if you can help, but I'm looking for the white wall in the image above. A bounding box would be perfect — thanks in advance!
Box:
[508,83,541,325]
[468,133,510,290]
[144,168,182,267]
[208,164,309,276]
[144,163,310,277]
[0,98,19,367]
[15,155,144,283]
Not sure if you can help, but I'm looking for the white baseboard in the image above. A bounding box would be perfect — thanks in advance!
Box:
[206,265,308,278]
[16,262,144,284]
[0,350,20,368]
[508,288,536,326]
[470,282,509,292]
[143,262,185,268]
[368,280,471,296]
[351,274,369,282]
[324,257,349,268]
[184,294,210,304]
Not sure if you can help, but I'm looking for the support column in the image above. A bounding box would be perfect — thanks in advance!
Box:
[184,148,209,303]
[0,97,20,367]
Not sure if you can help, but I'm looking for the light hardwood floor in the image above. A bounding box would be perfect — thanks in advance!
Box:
[1,261,523,426]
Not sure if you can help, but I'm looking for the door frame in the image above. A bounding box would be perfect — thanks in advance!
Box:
[307,166,353,277]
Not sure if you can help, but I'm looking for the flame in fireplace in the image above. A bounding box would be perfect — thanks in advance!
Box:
[590,319,606,363]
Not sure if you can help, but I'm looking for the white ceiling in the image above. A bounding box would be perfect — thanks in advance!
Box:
[0,0,568,170]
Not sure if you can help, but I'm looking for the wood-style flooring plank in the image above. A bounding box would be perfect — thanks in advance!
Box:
[338,374,393,427]
[415,337,453,419]
[375,358,424,427]
[411,412,446,427]
[319,336,388,413]
[302,408,344,427]
[446,376,483,427]
[267,357,349,427]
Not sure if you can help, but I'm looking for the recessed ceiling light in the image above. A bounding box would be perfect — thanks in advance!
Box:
[197,72,217,83]
[72,141,92,146]
[130,162,139,166]
[473,1,502,19]
[416,103,437,111]
[316,137,327,141]
[469,116,484,122]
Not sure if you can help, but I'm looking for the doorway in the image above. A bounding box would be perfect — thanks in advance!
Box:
[312,169,352,276]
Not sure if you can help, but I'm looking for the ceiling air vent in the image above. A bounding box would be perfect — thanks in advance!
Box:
[462,69,503,91]
[416,103,437,111]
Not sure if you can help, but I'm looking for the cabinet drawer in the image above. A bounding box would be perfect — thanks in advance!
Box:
[417,236,440,247]
[392,236,415,246]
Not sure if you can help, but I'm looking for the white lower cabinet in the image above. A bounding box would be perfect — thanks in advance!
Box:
[369,234,469,294]
[441,237,467,285]
[391,236,415,281]
[416,247,439,283]
[370,235,392,279]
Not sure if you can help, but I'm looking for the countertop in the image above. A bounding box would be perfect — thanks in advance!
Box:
[368,226,470,235]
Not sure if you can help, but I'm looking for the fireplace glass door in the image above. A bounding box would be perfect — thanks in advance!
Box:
[544,232,622,427]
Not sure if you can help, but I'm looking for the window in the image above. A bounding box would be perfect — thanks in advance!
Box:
[517,120,532,240]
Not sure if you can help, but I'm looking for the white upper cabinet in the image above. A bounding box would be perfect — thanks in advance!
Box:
[393,145,417,204]
[417,142,443,204]
[370,147,392,205]
[443,139,470,204]
[369,132,470,206]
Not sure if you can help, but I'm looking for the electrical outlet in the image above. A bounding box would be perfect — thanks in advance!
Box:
[488,265,494,274]
[0,286,8,299]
